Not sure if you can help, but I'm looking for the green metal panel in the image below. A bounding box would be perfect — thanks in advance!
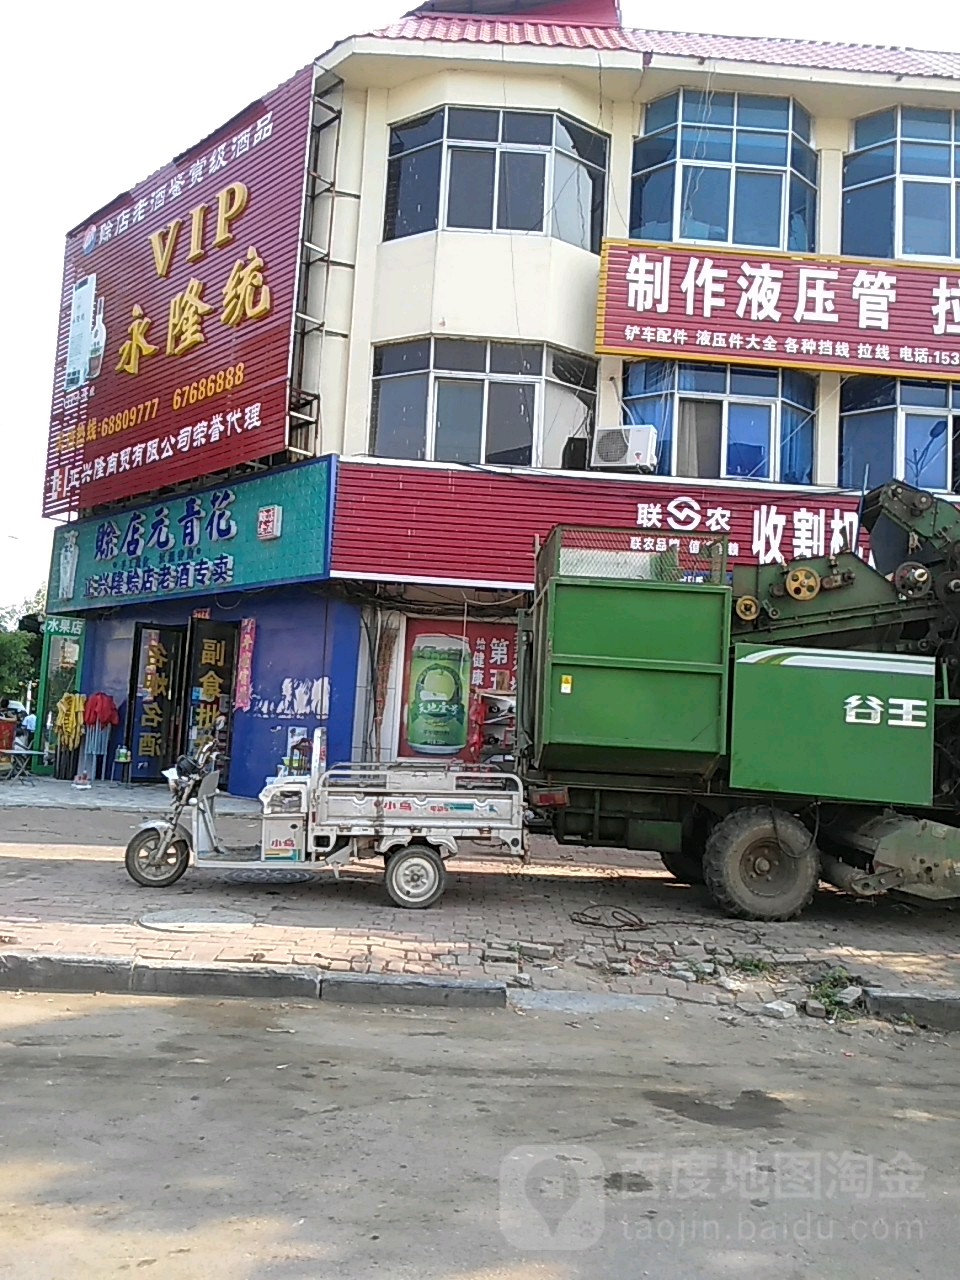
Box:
[537,579,731,776]
[33,617,86,776]
[730,644,935,806]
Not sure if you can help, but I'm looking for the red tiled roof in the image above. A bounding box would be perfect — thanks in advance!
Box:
[370,17,960,80]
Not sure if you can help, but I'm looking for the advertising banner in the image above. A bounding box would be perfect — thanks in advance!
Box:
[44,65,314,516]
[399,620,517,760]
[331,462,868,589]
[597,241,960,381]
[47,456,332,612]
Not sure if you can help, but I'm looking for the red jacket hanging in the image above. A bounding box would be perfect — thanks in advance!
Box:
[83,692,120,728]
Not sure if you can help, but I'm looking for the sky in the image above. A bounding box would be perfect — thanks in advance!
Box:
[2,0,957,615]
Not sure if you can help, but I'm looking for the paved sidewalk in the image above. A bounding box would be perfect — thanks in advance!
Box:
[1,804,959,1011]
[0,777,258,814]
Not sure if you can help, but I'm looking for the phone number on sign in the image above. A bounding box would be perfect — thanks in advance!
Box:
[172,364,246,410]
[80,398,160,447]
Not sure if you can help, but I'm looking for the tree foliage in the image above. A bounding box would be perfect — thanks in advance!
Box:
[0,631,33,700]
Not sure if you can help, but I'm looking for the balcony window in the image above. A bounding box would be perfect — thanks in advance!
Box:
[840,376,960,490]
[842,107,960,260]
[371,339,597,468]
[384,109,608,253]
[630,91,816,252]
[623,359,816,484]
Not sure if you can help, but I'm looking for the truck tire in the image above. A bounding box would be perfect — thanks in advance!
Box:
[660,808,713,885]
[702,807,819,921]
[384,844,447,909]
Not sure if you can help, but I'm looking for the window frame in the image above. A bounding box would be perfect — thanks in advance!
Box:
[370,338,597,469]
[631,90,817,253]
[839,378,960,490]
[842,107,960,262]
[623,360,817,485]
[384,107,609,252]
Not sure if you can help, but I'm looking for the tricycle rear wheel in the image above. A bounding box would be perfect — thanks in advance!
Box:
[384,844,446,909]
[125,830,190,888]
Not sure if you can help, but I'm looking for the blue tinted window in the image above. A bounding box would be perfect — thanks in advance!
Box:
[901,107,952,142]
[389,111,444,156]
[903,181,951,256]
[843,144,895,187]
[733,171,782,247]
[624,360,675,396]
[904,413,949,488]
[900,381,949,408]
[622,391,674,474]
[781,403,814,485]
[633,131,677,172]
[682,91,734,126]
[730,367,778,396]
[447,108,498,142]
[727,403,772,479]
[630,166,675,240]
[555,116,607,167]
[502,112,552,145]
[497,151,545,231]
[680,127,733,163]
[854,109,896,150]
[839,408,896,489]
[435,380,483,464]
[792,102,811,142]
[900,142,951,177]
[371,372,429,459]
[736,131,788,167]
[783,369,816,410]
[791,138,818,184]
[841,181,894,258]
[645,93,679,134]
[679,362,726,393]
[384,146,441,240]
[788,176,817,253]
[680,166,729,240]
[737,95,789,130]
[840,376,896,414]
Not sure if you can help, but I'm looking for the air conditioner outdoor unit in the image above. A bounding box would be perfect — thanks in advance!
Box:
[590,424,658,471]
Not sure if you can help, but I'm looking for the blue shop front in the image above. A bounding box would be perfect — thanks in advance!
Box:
[46,457,360,797]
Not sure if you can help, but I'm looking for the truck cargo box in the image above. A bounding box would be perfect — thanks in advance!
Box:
[528,528,730,779]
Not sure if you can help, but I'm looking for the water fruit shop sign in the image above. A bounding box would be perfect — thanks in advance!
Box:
[597,241,960,380]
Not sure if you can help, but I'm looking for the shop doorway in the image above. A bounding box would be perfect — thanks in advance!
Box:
[126,619,238,782]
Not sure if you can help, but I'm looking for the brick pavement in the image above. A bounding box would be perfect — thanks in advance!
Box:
[1,804,958,1006]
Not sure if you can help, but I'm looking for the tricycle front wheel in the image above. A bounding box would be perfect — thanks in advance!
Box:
[125,829,190,888]
[384,844,446,909]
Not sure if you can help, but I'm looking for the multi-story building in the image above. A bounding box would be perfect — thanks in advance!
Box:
[40,0,960,789]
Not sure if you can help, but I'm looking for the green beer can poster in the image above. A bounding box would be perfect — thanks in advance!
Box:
[405,634,472,755]
[398,621,519,759]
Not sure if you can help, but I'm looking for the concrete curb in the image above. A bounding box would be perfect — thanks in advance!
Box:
[0,952,506,1009]
[321,972,506,1008]
[864,987,960,1032]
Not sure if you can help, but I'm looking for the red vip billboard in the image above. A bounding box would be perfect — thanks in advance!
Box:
[43,65,314,517]
[330,461,868,589]
[597,241,960,381]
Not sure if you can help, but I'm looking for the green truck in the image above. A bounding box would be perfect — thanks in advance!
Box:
[517,480,960,921]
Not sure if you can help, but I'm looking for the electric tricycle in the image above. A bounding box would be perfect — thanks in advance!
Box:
[124,731,526,908]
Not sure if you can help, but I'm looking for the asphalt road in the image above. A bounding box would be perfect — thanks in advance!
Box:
[0,993,957,1279]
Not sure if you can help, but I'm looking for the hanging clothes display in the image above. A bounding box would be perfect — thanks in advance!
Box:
[82,693,120,781]
[54,693,86,781]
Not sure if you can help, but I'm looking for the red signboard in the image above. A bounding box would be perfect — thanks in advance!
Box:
[597,241,960,381]
[330,461,868,588]
[43,66,314,517]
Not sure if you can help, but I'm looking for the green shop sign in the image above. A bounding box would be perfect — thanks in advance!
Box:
[48,457,332,613]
